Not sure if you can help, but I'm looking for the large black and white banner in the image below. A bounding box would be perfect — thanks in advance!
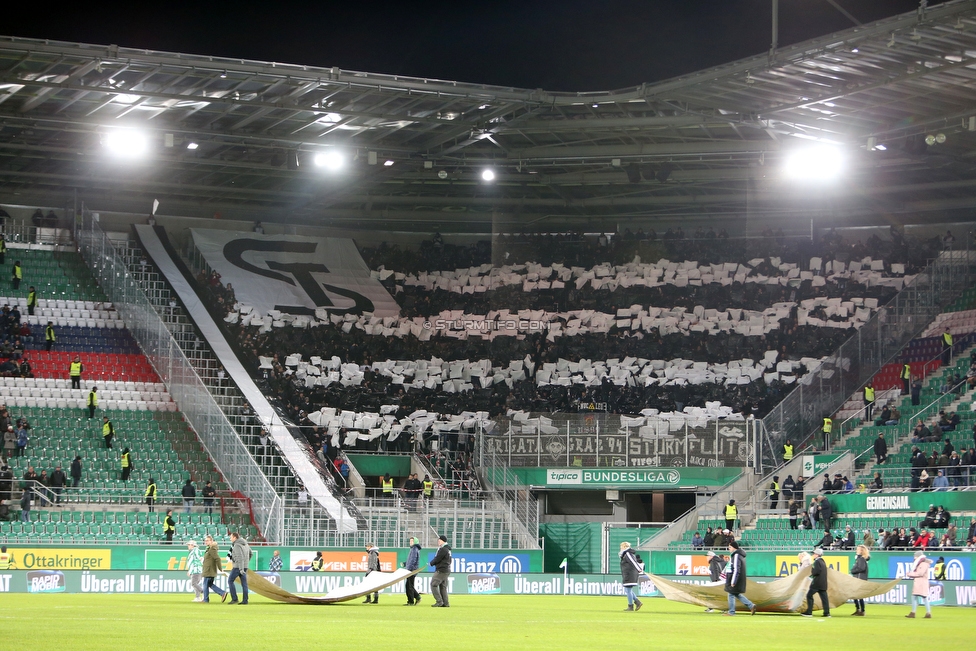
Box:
[191,229,399,318]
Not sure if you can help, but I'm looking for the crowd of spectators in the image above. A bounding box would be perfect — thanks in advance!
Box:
[197,228,950,441]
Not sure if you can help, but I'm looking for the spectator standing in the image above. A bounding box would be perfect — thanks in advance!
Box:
[788,500,799,530]
[11,261,22,290]
[723,541,756,616]
[429,534,452,608]
[120,448,132,481]
[186,540,205,602]
[821,415,832,450]
[69,357,83,389]
[69,455,82,487]
[26,286,36,316]
[87,387,98,419]
[906,551,932,618]
[819,495,832,530]
[44,321,54,351]
[163,509,176,544]
[802,548,831,618]
[618,541,644,612]
[404,536,422,605]
[202,481,215,514]
[49,464,65,505]
[145,477,157,512]
[181,479,196,513]
[901,363,912,396]
[874,433,888,465]
[227,532,251,605]
[15,424,27,458]
[362,543,381,604]
[911,378,922,406]
[782,475,795,502]
[942,328,953,365]
[201,534,228,603]
[268,550,283,572]
[102,416,114,449]
[2,426,14,459]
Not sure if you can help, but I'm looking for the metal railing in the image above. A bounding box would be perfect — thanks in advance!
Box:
[761,247,976,467]
[75,208,283,543]
[279,491,532,549]
[474,437,541,550]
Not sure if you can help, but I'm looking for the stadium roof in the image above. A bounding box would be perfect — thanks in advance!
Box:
[2,0,976,232]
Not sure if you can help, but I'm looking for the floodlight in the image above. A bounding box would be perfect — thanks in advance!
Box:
[783,146,845,181]
[481,169,496,182]
[186,142,199,150]
[384,160,395,166]
[875,144,887,151]
[935,133,946,144]
[103,129,149,158]
[313,151,344,171]
[925,134,936,146]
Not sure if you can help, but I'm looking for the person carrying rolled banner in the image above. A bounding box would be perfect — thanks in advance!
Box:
[362,543,381,604]
[619,541,644,612]
[906,550,932,619]
[186,540,205,602]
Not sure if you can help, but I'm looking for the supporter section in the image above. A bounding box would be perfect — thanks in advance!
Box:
[24,352,159,384]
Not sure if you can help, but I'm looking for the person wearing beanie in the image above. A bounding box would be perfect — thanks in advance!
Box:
[802,548,830,618]
[850,545,870,616]
[906,550,932,618]
[429,534,452,607]
[723,541,756,616]
[618,542,644,612]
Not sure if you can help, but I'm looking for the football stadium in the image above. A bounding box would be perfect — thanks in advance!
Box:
[1,1,976,648]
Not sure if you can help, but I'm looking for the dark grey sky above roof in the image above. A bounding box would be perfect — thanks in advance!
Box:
[6,0,927,90]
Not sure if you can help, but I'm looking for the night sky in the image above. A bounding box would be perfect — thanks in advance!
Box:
[8,0,928,90]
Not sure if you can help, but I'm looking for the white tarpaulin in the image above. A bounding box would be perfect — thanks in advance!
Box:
[191,229,399,318]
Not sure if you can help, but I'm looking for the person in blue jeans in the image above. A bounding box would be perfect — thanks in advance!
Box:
[227,532,250,605]
[724,541,757,616]
[201,535,228,603]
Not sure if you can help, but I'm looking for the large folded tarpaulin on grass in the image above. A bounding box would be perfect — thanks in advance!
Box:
[648,567,898,613]
[242,568,421,604]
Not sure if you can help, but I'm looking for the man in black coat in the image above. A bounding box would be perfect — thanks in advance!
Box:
[724,541,756,616]
[802,548,830,617]
[429,535,452,608]
[874,433,888,465]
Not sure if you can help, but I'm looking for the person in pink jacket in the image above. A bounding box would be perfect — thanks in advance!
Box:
[906,550,931,618]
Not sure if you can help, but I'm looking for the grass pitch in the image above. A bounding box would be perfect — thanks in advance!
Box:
[0,594,967,650]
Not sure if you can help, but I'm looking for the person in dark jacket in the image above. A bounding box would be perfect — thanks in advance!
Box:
[874,433,888,465]
[201,534,228,603]
[429,535,452,607]
[705,550,725,612]
[724,541,755,616]
[802,548,830,617]
[69,456,82,487]
[851,545,870,616]
[619,542,644,612]
[818,496,832,530]
[788,500,800,530]
[362,544,381,604]
[404,537,422,605]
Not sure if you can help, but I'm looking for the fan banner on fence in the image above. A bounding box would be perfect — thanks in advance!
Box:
[190,229,400,318]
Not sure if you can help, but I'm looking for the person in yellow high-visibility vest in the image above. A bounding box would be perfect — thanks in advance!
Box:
[782,440,794,463]
[423,475,434,502]
[0,545,13,569]
[863,383,875,422]
[723,499,738,531]
[87,387,98,419]
[44,321,55,352]
[26,286,37,316]
[69,356,83,389]
[381,473,394,502]
[163,509,176,544]
[11,260,21,290]
[145,477,157,513]
[0,234,6,265]
[822,415,833,451]
[942,328,953,365]
[102,416,114,449]
[901,363,912,395]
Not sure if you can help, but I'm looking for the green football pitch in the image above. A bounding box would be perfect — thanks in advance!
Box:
[0,594,967,650]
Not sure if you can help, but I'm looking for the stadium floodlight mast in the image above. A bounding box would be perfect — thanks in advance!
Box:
[313,150,344,171]
[782,146,845,182]
[103,128,150,158]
